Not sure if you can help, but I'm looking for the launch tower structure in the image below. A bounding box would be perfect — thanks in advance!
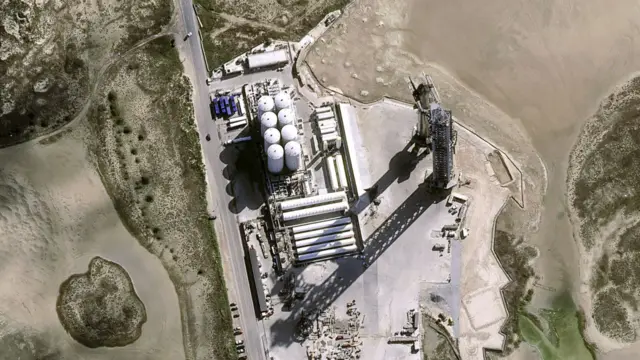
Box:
[408,74,441,148]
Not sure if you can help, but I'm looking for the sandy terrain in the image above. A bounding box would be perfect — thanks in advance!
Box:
[0,124,184,359]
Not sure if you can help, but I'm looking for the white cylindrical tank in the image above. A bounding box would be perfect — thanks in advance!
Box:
[315,106,332,114]
[297,244,358,262]
[267,144,284,173]
[295,231,355,247]
[257,96,275,116]
[280,191,346,211]
[323,133,338,142]
[296,239,356,255]
[284,141,302,171]
[335,154,348,189]
[293,224,354,240]
[260,111,278,135]
[263,128,281,152]
[326,156,339,191]
[282,201,348,222]
[318,119,336,128]
[274,91,292,110]
[280,124,298,143]
[316,112,334,120]
[277,108,295,128]
[320,127,336,135]
[291,217,351,233]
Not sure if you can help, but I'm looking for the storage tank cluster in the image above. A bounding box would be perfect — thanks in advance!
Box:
[288,216,358,263]
[325,154,349,190]
[315,106,339,143]
[260,91,301,174]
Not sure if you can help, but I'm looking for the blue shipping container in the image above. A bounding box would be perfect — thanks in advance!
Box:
[213,98,221,116]
[230,96,237,113]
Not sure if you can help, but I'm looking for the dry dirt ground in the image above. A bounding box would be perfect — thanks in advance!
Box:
[0,0,170,146]
[0,124,184,359]
[304,0,640,358]
[193,0,348,69]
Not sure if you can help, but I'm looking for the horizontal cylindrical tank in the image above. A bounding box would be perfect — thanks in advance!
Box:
[297,244,358,262]
[318,119,336,128]
[326,156,339,191]
[257,95,275,115]
[228,120,247,129]
[316,112,334,120]
[315,106,332,114]
[229,115,247,123]
[280,124,298,143]
[295,231,355,247]
[291,217,351,233]
[274,91,292,111]
[320,127,336,135]
[323,133,338,142]
[296,239,356,255]
[260,111,278,135]
[282,201,348,222]
[263,127,281,152]
[277,108,295,128]
[267,144,284,173]
[280,191,346,211]
[293,224,354,240]
[284,141,302,172]
[335,154,348,189]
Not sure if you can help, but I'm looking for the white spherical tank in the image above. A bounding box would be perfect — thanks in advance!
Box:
[274,91,292,111]
[284,141,302,171]
[280,124,298,143]
[277,108,295,128]
[263,127,281,152]
[257,96,275,115]
[260,111,277,135]
[267,144,284,174]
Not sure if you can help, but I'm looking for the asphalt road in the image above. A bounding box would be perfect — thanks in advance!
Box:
[175,1,267,359]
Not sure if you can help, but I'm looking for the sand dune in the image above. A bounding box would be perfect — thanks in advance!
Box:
[0,124,184,359]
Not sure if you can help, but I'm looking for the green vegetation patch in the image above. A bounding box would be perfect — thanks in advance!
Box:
[56,257,147,348]
[195,0,350,70]
[572,78,640,249]
[519,293,595,360]
[203,24,288,69]
[88,36,235,359]
[490,228,536,354]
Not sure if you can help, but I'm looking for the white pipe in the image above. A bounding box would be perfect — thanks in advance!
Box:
[335,154,348,189]
[228,115,247,123]
[282,201,348,222]
[315,106,332,114]
[291,217,351,233]
[279,191,346,211]
[293,224,354,240]
[295,231,355,247]
[326,156,339,191]
[296,239,356,254]
[297,244,358,262]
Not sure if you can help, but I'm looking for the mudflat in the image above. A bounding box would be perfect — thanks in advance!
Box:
[0,125,184,359]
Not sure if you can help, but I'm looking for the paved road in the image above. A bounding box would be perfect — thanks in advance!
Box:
[175,1,266,359]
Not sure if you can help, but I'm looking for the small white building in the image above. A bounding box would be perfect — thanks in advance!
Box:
[247,49,288,70]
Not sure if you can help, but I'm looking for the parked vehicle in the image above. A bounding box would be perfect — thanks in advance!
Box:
[235,340,244,345]
[237,348,245,354]
[230,303,237,307]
